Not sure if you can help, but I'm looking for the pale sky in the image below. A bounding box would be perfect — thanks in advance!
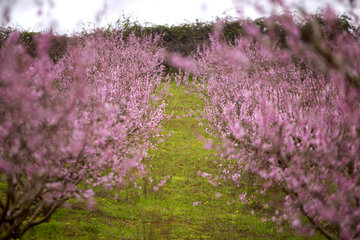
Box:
[3,0,357,34]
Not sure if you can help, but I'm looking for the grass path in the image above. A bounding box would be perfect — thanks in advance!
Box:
[24,83,324,239]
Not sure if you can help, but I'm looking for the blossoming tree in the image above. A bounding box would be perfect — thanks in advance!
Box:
[182,4,360,239]
[0,30,167,239]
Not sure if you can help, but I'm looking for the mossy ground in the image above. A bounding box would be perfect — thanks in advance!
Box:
[23,82,325,239]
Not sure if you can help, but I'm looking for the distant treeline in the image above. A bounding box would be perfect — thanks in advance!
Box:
[0,29,71,62]
[0,14,356,63]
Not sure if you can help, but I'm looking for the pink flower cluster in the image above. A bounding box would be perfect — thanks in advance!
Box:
[197,171,219,186]
[152,175,170,191]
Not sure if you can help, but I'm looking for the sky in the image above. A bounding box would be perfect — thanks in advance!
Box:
[2,0,356,34]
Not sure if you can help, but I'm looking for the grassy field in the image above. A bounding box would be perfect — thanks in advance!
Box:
[23,82,325,240]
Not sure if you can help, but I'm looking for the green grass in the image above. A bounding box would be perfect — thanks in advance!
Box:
[23,82,325,240]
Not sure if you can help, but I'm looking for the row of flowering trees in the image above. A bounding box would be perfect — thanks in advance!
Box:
[175,6,360,240]
[0,29,168,239]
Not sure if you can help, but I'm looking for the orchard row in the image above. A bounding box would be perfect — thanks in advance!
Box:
[1,4,360,240]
